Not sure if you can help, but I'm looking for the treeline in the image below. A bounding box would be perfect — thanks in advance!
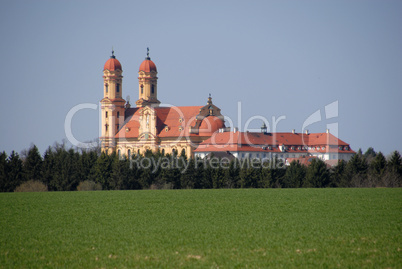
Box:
[0,144,401,192]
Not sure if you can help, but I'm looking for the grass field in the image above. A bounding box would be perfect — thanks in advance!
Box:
[0,188,401,268]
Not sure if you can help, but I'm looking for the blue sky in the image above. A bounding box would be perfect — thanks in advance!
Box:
[0,0,401,156]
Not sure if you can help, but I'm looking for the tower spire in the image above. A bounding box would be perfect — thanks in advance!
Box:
[146,47,150,60]
[261,121,267,134]
[111,47,115,59]
[207,93,212,105]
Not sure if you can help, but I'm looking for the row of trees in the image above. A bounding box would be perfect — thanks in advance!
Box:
[0,144,401,192]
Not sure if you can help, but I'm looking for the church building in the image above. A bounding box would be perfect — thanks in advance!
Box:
[100,50,226,158]
[100,50,355,162]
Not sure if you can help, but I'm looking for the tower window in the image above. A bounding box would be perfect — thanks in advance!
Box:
[151,84,155,94]
[105,111,108,118]
[116,83,120,93]
[141,84,144,94]
[116,124,120,132]
[105,124,108,132]
[117,111,120,118]
[105,84,108,93]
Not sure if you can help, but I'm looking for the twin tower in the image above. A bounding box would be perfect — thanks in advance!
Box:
[100,49,225,157]
[100,50,160,149]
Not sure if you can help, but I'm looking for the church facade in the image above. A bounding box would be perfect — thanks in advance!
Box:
[100,51,226,158]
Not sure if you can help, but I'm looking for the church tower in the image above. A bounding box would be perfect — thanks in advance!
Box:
[100,50,125,153]
[136,48,160,107]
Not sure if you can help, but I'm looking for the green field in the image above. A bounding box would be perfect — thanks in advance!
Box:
[0,189,401,268]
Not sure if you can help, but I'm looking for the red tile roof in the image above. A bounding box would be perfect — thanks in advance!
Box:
[139,59,157,72]
[115,106,225,139]
[194,131,354,154]
[104,58,122,71]
[286,156,317,166]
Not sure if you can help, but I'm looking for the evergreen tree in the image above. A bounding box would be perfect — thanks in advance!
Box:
[383,151,402,187]
[258,160,284,188]
[5,151,24,192]
[388,151,402,175]
[110,157,130,190]
[157,159,172,189]
[369,152,387,186]
[363,147,377,163]
[180,158,196,189]
[345,153,369,187]
[259,165,273,188]
[304,158,330,188]
[201,161,213,189]
[65,148,81,191]
[211,165,227,189]
[137,152,158,189]
[239,159,260,188]
[93,152,114,190]
[0,152,7,192]
[124,153,142,190]
[193,158,206,189]
[258,159,274,188]
[23,145,43,182]
[239,159,251,188]
[224,159,240,188]
[330,160,347,187]
[283,161,306,188]
[80,150,98,182]
[42,147,56,190]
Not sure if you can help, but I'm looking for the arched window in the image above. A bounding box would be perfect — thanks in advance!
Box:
[151,84,155,94]
[116,83,120,93]
[127,149,131,159]
[141,84,144,94]
[105,84,108,93]
[118,149,121,159]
